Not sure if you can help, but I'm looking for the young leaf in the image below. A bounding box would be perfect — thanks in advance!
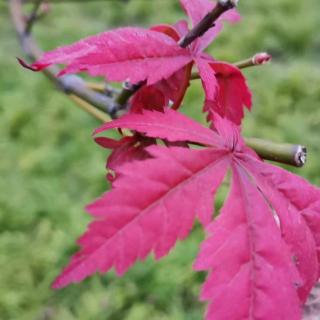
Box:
[203,62,252,125]
[130,86,166,113]
[154,63,193,110]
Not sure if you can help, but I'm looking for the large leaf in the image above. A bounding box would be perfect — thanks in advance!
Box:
[195,164,302,320]
[52,146,230,288]
[242,157,320,302]
[53,110,320,320]
[22,28,192,85]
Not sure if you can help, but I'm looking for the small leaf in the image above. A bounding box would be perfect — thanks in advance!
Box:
[203,62,252,125]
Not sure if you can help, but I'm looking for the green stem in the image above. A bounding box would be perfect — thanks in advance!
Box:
[191,53,271,80]
[245,138,307,167]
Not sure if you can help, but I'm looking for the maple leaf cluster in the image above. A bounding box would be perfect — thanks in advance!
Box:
[21,0,320,319]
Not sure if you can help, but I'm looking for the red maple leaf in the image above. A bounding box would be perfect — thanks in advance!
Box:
[53,109,320,320]
[19,0,251,124]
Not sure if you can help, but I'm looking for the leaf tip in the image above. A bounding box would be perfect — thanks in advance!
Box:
[17,57,48,72]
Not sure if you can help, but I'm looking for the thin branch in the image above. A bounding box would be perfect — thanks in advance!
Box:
[86,82,106,93]
[112,81,145,116]
[191,52,272,80]
[235,52,272,69]
[69,95,111,123]
[10,0,116,116]
[178,0,238,48]
[24,0,43,34]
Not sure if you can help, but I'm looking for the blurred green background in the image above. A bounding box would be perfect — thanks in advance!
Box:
[1,0,320,319]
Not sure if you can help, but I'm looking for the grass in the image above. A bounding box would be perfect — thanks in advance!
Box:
[0,0,320,319]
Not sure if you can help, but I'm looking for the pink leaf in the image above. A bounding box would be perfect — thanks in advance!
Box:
[150,23,193,110]
[21,28,192,85]
[94,109,223,147]
[302,202,320,277]
[180,0,240,27]
[150,24,181,42]
[180,0,215,26]
[130,86,167,113]
[195,58,219,101]
[53,110,320,319]
[173,20,189,38]
[155,62,193,110]
[203,61,252,125]
[241,157,320,302]
[52,146,230,288]
[195,164,302,320]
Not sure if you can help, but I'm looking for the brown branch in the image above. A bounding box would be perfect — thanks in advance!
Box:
[24,0,43,34]
[178,0,238,48]
[10,0,116,116]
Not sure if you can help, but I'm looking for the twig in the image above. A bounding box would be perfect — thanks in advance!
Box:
[86,82,106,93]
[69,95,111,123]
[178,0,238,48]
[191,52,272,79]
[235,52,272,69]
[10,0,117,117]
[25,0,43,34]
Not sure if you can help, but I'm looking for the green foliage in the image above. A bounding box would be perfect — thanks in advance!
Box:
[0,0,319,318]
